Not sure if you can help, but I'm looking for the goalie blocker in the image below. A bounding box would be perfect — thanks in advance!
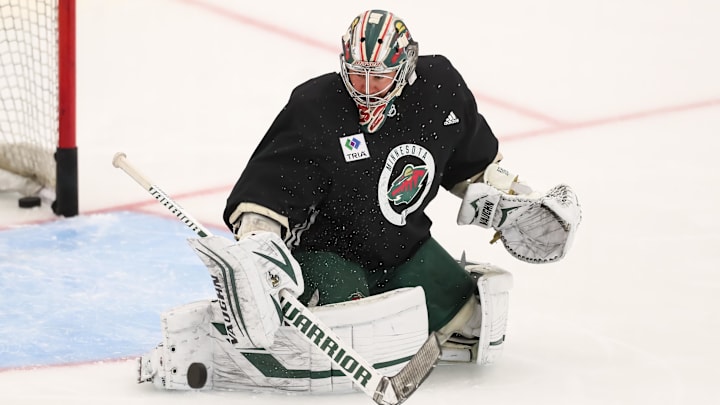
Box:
[138,262,513,392]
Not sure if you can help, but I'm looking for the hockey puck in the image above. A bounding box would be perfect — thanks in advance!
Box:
[18,196,42,208]
[186,362,207,389]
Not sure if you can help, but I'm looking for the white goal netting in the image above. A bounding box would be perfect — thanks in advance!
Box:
[0,0,59,198]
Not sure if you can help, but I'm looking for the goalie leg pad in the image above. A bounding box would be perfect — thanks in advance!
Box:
[474,263,513,365]
[139,286,429,393]
[440,263,513,365]
[138,299,217,390]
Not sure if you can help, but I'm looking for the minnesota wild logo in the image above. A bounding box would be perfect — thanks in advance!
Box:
[387,164,428,204]
[378,143,436,226]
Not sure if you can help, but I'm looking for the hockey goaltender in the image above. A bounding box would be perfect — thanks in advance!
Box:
[136,8,582,401]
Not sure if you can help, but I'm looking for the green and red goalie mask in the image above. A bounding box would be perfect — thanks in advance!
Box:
[340,10,419,133]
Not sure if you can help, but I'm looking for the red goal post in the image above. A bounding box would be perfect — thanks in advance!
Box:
[0,0,77,216]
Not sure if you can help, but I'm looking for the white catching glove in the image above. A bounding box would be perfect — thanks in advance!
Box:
[457,164,581,263]
[188,232,304,348]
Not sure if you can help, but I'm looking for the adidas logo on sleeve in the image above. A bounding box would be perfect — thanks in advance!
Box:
[444,111,460,126]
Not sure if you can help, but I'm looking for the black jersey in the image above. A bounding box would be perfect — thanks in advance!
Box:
[224,55,498,271]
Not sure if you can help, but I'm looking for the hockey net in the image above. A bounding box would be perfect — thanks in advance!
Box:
[0,0,77,216]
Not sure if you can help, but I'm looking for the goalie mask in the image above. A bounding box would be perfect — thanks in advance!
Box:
[340,10,419,133]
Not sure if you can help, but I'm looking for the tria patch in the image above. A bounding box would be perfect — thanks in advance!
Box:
[339,133,370,162]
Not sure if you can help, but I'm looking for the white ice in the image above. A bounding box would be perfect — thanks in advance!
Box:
[1,0,719,404]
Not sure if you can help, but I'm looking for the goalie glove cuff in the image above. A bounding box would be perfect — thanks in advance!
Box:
[483,163,517,193]
[457,182,529,229]
[483,163,537,196]
[456,183,501,228]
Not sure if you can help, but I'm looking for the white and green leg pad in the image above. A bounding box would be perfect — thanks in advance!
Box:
[440,263,513,365]
[138,286,429,393]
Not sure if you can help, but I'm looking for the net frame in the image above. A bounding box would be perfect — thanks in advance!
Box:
[0,0,77,216]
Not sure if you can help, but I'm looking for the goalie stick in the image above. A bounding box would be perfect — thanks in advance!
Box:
[112,152,440,405]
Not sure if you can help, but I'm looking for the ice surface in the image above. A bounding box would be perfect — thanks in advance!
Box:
[0,212,224,369]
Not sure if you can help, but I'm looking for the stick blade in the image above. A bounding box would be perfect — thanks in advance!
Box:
[373,332,441,405]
